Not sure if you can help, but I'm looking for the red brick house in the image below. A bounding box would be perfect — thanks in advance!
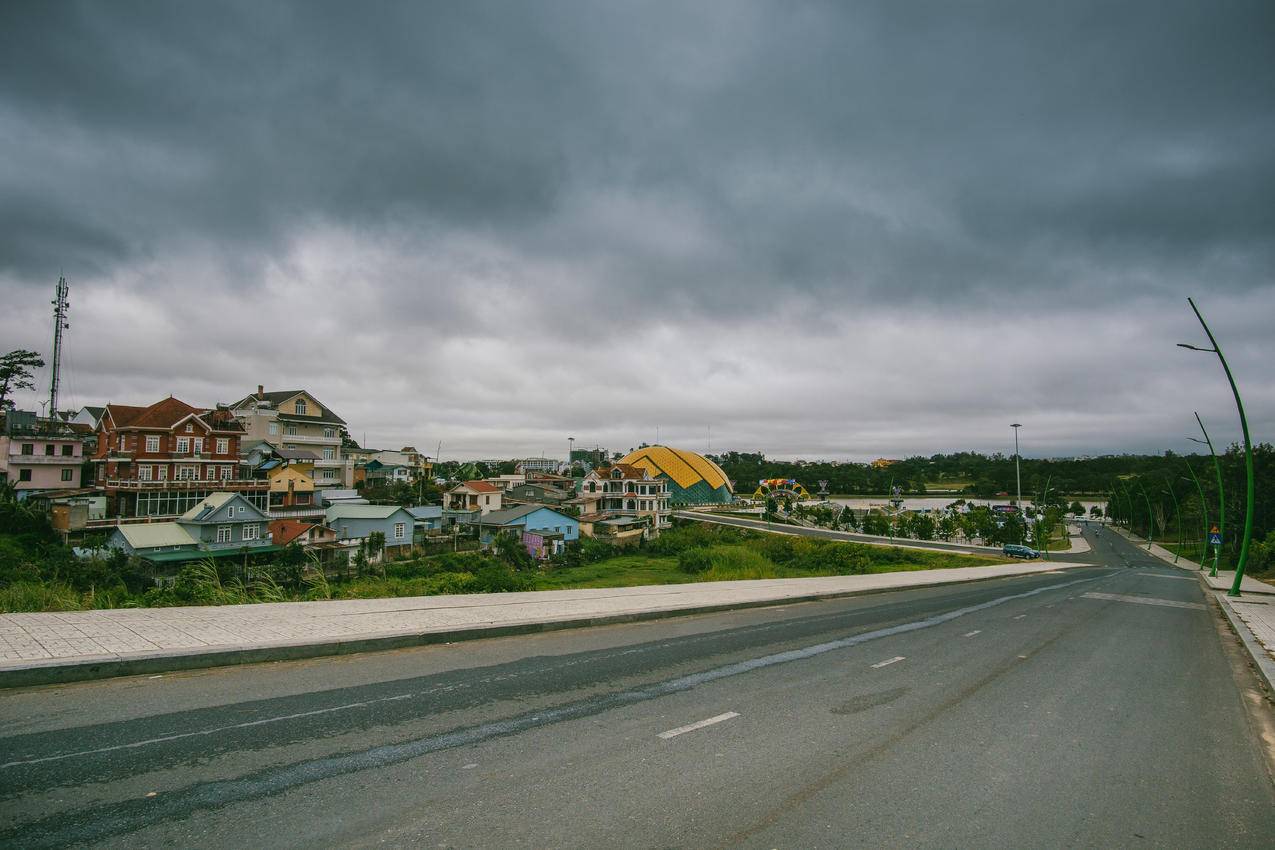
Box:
[92,396,268,520]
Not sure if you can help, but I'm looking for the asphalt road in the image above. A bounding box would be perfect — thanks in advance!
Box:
[2,525,1273,848]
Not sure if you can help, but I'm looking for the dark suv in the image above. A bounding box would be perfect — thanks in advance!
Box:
[1002,544,1040,559]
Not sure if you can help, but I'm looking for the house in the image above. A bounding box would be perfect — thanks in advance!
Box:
[364,459,412,486]
[406,505,444,537]
[446,480,503,514]
[229,387,351,489]
[268,518,339,548]
[471,504,579,558]
[91,397,266,521]
[0,411,85,497]
[505,482,571,505]
[574,463,671,538]
[107,492,276,563]
[484,473,526,491]
[325,503,417,556]
[319,488,368,507]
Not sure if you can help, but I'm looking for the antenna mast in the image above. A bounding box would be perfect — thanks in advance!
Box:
[48,275,69,419]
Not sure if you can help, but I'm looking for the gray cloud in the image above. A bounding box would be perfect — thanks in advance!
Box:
[1,1,1271,459]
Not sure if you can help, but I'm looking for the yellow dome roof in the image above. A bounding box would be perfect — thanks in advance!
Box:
[618,446,732,493]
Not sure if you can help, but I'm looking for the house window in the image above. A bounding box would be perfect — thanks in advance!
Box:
[295,399,307,415]
[185,424,193,433]
[193,438,204,454]
[207,466,219,480]
[61,468,74,482]
[157,466,168,480]
[393,522,406,540]
[216,438,228,454]
[323,447,335,460]
[45,444,55,455]
[323,427,335,439]
[176,438,190,454]
[19,469,32,482]
[216,525,232,543]
[138,465,153,481]
[177,466,196,480]
[145,435,160,452]
[268,422,279,436]
[20,443,33,455]
[220,466,233,480]
[118,436,125,451]
[285,424,297,436]
[242,524,259,541]
[227,506,236,518]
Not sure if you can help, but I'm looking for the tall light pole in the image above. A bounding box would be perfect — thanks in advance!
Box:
[1011,423,1022,507]
[1179,298,1254,597]
[1188,414,1224,578]
[1163,476,1182,565]
[1135,480,1154,550]
[1182,458,1208,568]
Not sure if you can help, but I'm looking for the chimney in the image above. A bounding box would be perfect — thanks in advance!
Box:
[257,385,264,399]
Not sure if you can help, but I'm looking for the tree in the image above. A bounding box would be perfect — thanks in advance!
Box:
[1068,501,1084,516]
[0,350,44,410]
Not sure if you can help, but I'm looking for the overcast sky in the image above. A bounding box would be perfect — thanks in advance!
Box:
[2,1,1271,462]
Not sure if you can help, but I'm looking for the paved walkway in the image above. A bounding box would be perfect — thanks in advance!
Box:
[0,560,1086,685]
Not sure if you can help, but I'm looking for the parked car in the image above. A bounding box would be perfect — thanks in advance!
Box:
[1002,543,1040,559]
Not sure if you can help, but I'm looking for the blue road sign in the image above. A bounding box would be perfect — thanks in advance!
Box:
[1209,532,1222,545]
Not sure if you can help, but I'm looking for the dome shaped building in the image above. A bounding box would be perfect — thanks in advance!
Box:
[617,446,734,506]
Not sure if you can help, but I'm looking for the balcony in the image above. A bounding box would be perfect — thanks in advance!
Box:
[312,458,347,467]
[7,454,82,465]
[99,478,269,491]
[277,433,340,445]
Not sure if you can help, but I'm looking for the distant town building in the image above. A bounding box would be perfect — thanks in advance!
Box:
[106,492,276,563]
[0,411,85,497]
[446,480,503,514]
[576,463,670,539]
[229,387,351,489]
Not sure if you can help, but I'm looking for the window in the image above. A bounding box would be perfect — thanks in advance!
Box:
[220,466,233,480]
[185,424,193,433]
[157,466,168,480]
[227,506,236,518]
[61,468,74,482]
[285,424,297,436]
[177,466,196,480]
[207,466,219,480]
[242,524,259,541]
[295,399,307,415]
[177,437,190,454]
[145,435,160,452]
[19,469,32,482]
[118,436,125,451]
[138,465,153,481]
[268,422,279,436]
[216,525,232,543]
[192,438,204,454]
[45,444,55,455]
[393,522,406,540]
[323,447,335,460]
[323,427,335,439]
[216,438,228,455]
[20,443,33,455]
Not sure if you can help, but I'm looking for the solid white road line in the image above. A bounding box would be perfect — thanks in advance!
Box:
[1081,592,1205,610]
[871,656,906,668]
[962,630,981,638]
[1136,573,1195,581]
[658,711,740,739]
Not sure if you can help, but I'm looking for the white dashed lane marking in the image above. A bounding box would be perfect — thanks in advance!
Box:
[658,712,740,740]
[871,656,906,668]
[1081,592,1205,610]
[962,631,981,638]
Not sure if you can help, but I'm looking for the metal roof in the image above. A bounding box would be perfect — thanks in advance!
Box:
[116,523,197,548]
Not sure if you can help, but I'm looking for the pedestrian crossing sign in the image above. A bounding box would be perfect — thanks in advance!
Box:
[1209,531,1222,545]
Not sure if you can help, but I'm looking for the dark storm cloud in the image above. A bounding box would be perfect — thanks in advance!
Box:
[0,0,1271,456]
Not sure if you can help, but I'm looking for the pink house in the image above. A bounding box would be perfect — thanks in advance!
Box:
[0,412,85,496]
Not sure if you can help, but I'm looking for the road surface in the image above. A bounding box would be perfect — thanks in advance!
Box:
[2,525,1272,848]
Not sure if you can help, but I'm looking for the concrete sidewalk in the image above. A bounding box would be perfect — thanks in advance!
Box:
[0,560,1087,688]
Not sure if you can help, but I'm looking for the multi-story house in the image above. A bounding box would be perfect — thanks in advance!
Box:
[575,463,671,538]
[0,411,85,497]
[229,387,352,489]
[445,480,503,514]
[107,492,275,563]
[92,397,266,520]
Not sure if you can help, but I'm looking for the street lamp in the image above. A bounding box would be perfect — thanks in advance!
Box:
[1162,476,1182,565]
[1178,298,1254,597]
[1134,480,1154,551]
[1187,412,1225,578]
[1181,461,1208,569]
[1011,423,1022,507]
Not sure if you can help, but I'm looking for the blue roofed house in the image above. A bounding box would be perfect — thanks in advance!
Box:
[107,492,276,563]
[325,503,418,560]
[474,504,579,559]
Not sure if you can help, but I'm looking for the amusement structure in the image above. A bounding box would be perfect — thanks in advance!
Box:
[751,478,812,501]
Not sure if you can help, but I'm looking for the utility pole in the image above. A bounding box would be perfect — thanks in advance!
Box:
[1011,423,1022,506]
[48,275,69,419]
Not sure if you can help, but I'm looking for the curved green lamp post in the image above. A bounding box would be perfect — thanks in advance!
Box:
[1179,299,1254,597]
[1182,460,1208,569]
[1189,413,1225,578]
[1134,481,1154,550]
[1162,476,1182,564]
